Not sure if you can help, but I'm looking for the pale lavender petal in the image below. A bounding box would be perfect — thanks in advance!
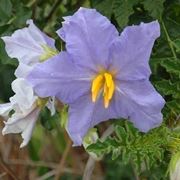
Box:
[110,21,160,80]
[67,95,94,145]
[67,92,129,145]
[57,7,118,71]
[118,80,165,132]
[27,52,92,104]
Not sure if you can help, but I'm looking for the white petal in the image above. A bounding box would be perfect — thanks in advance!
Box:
[15,63,34,78]
[10,78,37,111]
[2,107,40,148]
[20,108,40,148]
[1,19,55,65]
[0,103,13,117]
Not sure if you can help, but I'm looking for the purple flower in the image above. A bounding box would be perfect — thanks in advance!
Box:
[27,8,165,145]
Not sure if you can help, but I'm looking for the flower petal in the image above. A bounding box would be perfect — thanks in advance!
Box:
[118,80,165,132]
[110,21,160,80]
[2,107,40,148]
[67,92,129,146]
[10,78,37,111]
[57,7,118,71]
[1,19,55,65]
[0,103,12,117]
[15,63,34,78]
[27,52,92,104]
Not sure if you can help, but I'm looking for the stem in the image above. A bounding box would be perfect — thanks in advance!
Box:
[55,139,72,180]
[82,125,114,180]
[161,20,177,59]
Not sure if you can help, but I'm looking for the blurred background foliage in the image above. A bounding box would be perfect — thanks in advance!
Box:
[0,0,179,179]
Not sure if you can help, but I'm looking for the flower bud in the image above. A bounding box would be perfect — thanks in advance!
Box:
[83,128,102,160]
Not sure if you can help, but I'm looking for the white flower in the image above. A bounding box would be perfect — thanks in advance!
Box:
[1,19,58,78]
[0,78,40,147]
[0,20,58,147]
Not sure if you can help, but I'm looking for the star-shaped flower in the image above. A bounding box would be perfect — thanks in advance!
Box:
[28,8,165,145]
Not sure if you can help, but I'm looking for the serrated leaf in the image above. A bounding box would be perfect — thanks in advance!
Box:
[142,0,165,19]
[115,126,126,142]
[113,0,138,27]
[161,58,180,75]
[155,80,180,99]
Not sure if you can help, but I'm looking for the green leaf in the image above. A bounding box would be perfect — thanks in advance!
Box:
[91,0,114,18]
[161,58,180,75]
[87,122,171,173]
[0,39,17,66]
[113,0,138,27]
[0,0,12,22]
[155,80,180,99]
[13,3,32,26]
[39,106,59,131]
[166,100,180,115]
[142,0,165,19]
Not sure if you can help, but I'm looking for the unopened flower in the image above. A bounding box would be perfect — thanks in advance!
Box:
[28,8,165,145]
[83,128,101,160]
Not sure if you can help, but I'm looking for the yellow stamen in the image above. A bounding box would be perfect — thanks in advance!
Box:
[91,74,104,102]
[91,72,115,108]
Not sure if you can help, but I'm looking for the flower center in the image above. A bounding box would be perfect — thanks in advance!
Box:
[91,72,115,108]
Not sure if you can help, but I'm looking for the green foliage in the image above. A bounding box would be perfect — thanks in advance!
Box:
[91,0,166,28]
[39,106,60,131]
[91,0,139,27]
[113,0,138,28]
[0,0,179,179]
[87,122,171,173]
[143,0,165,19]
